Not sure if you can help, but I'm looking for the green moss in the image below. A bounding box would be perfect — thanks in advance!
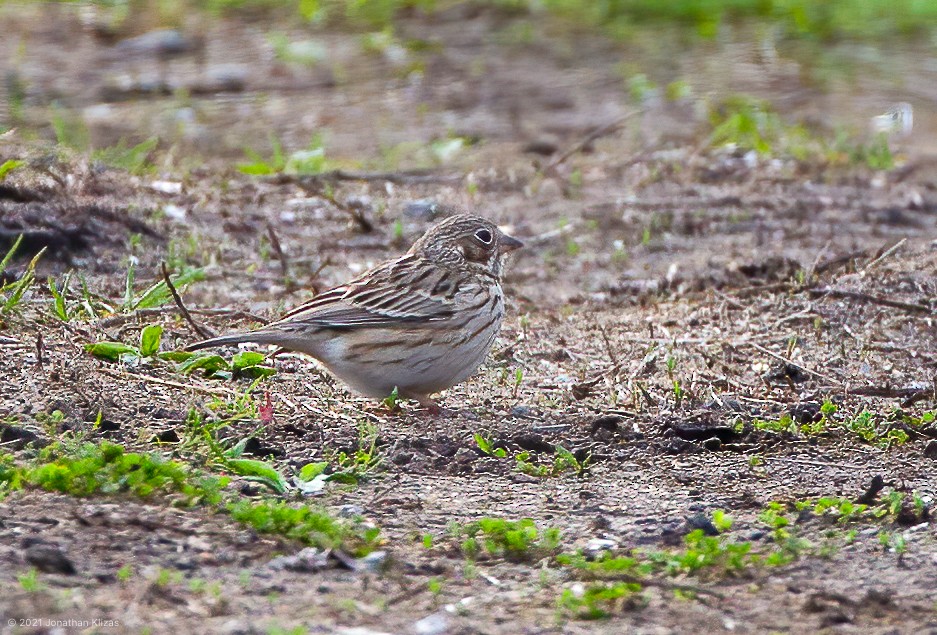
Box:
[1,441,227,505]
[227,499,381,556]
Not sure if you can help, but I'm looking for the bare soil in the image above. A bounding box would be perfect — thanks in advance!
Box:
[1,5,936,635]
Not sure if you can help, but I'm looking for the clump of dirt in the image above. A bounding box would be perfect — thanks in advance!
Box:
[0,159,161,269]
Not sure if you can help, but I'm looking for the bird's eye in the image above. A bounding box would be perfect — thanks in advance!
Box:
[474,228,493,245]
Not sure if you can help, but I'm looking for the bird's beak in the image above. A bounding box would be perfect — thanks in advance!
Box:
[500,234,523,252]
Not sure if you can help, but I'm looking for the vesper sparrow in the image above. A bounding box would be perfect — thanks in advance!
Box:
[187,214,523,408]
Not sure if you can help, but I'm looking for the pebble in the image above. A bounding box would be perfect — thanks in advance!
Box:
[584,538,618,557]
[268,547,329,572]
[357,550,388,573]
[412,612,449,635]
[114,29,198,58]
[685,513,720,536]
[24,543,77,575]
[403,199,444,220]
[510,405,533,417]
[923,440,937,459]
[338,504,364,518]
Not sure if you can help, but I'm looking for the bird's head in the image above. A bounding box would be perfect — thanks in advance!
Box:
[410,213,523,278]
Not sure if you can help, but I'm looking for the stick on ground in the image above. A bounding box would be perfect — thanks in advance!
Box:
[161,261,215,340]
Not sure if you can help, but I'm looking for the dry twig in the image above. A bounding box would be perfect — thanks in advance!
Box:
[161,262,215,340]
[265,222,295,292]
[807,286,933,315]
[861,238,906,273]
[541,110,644,176]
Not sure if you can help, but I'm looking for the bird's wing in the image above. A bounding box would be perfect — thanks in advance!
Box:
[272,255,462,329]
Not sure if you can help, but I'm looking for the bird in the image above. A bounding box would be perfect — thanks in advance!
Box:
[186,214,523,409]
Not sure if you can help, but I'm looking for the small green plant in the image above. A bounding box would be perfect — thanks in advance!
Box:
[117,564,134,582]
[650,529,753,576]
[626,73,658,104]
[92,137,159,175]
[177,407,288,494]
[173,350,277,380]
[120,265,205,313]
[842,410,909,448]
[323,422,383,484]
[0,236,45,315]
[515,445,590,478]
[429,136,466,165]
[712,509,733,532]
[85,323,169,363]
[268,32,326,66]
[0,159,24,180]
[558,581,642,620]
[51,104,90,150]
[227,499,380,556]
[805,496,867,524]
[708,95,783,155]
[238,134,329,176]
[48,273,74,321]
[453,517,561,562]
[382,386,401,410]
[18,568,43,593]
[474,433,507,458]
[0,441,228,505]
[512,367,524,398]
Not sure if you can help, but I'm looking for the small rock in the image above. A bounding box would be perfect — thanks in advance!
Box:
[923,440,937,459]
[391,451,413,465]
[789,402,822,424]
[24,543,76,575]
[523,138,559,156]
[345,195,373,211]
[702,436,722,451]
[114,29,200,58]
[218,619,253,635]
[163,204,187,221]
[357,550,388,573]
[412,612,449,635]
[584,538,618,558]
[666,415,742,443]
[0,423,42,449]
[403,199,445,220]
[338,504,364,518]
[150,180,183,195]
[268,547,329,572]
[510,405,534,418]
[153,429,180,443]
[762,361,808,384]
[590,415,624,436]
[685,513,720,536]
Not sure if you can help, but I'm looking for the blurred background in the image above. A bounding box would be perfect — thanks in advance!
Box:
[2,0,936,311]
[2,0,934,171]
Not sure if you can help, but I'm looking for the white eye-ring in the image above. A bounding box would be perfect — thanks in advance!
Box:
[474,228,493,244]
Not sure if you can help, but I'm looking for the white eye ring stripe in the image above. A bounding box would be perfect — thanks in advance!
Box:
[475,229,493,244]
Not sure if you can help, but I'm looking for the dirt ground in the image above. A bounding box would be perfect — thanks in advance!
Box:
[1,5,936,635]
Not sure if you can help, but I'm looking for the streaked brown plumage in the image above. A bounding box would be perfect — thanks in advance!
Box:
[187,214,522,407]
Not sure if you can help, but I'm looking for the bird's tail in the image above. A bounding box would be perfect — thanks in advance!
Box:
[185,331,280,352]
